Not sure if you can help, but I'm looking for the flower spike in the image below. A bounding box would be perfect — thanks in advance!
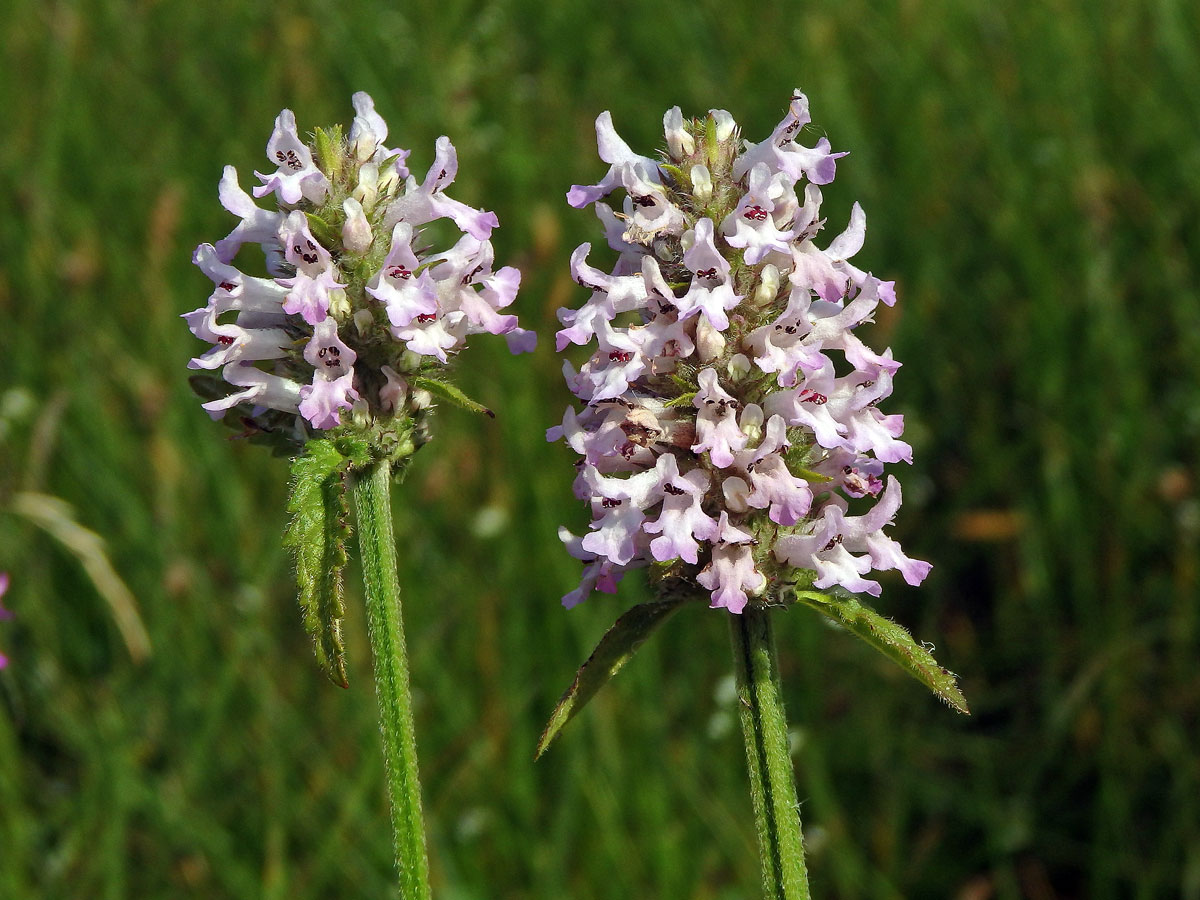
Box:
[552,92,929,614]
[186,94,534,453]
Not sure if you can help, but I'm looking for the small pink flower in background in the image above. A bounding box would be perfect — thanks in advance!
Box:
[0,572,12,669]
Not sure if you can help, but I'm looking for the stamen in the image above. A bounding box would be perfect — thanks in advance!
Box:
[821,534,843,552]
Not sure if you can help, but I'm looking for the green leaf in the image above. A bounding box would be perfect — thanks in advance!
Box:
[791,588,969,714]
[332,431,372,469]
[284,439,353,688]
[536,593,696,759]
[411,376,494,418]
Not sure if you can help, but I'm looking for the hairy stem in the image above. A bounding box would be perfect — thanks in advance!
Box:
[730,607,812,900]
[353,458,431,900]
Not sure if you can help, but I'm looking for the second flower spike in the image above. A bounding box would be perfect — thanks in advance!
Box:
[552,91,928,614]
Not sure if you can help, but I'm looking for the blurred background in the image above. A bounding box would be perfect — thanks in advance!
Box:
[1,0,1197,897]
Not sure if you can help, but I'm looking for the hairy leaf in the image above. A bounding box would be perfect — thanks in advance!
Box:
[284,440,353,688]
[411,375,494,417]
[791,588,969,713]
[536,593,695,758]
[658,162,688,188]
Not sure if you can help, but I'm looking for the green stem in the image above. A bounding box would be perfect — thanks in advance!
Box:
[729,607,812,900]
[352,459,432,900]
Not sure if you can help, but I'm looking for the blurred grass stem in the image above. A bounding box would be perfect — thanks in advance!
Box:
[730,608,811,900]
[12,491,151,663]
[353,459,432,900]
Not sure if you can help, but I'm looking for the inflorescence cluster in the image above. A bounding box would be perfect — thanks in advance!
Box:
[185,93,534,452]
[552,92,930,612]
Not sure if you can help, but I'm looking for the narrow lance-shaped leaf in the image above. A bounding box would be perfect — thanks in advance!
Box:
[790,588,969,714]
[411,375,494,418]
[283,439,353,688]
[536,593,696,759]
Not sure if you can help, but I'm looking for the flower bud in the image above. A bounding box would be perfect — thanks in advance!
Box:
[328,288,352,320]
[380,366,408,413]
[353,161,379,208]
[752,264,780,309]
[664,107,695,159]
[738,404,764,444]
[696,314,726,362]
[722,476,751,513]
[341,197,372,254]
[354,308,374,334]
[710,109,736,141]
[691,165,713,204]
[728,353,752,381]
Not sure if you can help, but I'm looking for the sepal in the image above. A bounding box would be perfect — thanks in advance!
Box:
[313,125,344,181]
[663,391,698,409]
[304,211,343,252]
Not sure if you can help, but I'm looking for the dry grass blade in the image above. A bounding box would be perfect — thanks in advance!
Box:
[12,491,152,664]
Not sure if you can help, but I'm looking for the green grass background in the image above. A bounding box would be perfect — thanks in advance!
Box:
[1,0,1198,897]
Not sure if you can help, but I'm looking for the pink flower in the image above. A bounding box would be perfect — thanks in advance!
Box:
[253,109,330,205]
[552,92,928,612]
[0,573,12,670]
[186,93,533,446]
